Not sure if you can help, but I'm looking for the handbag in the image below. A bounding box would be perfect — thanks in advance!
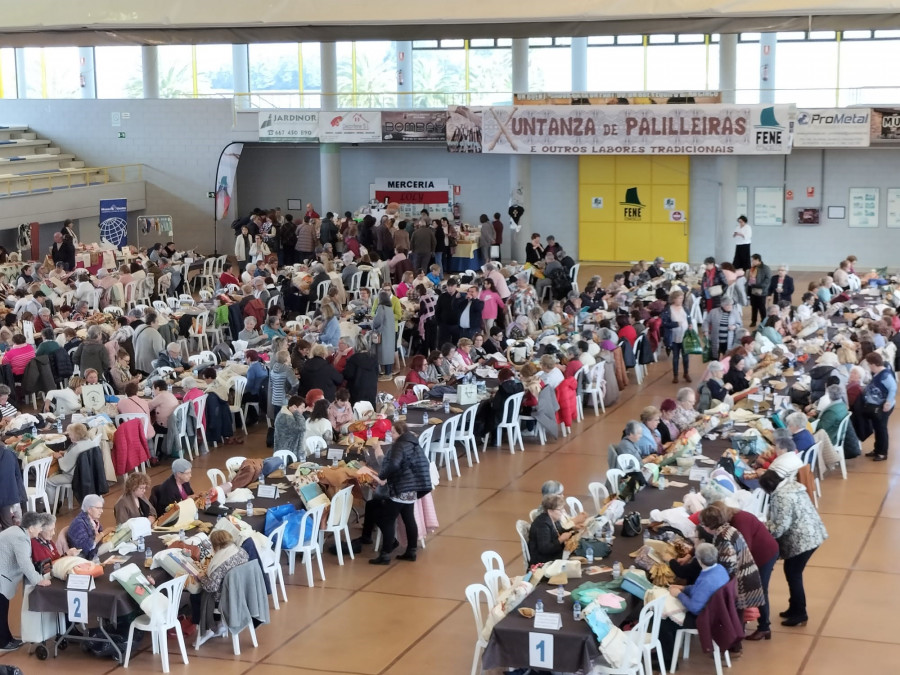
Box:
[621,511,643,537]
[706,284,723,298]
[370,331,382,344]
[701,338,712,363]
[573,537,612,559]
[682,328,703,355]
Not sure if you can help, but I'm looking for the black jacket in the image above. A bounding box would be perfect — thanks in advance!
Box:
[378,431,432,499]
[528,512,569,565]
[343,352,379,406]
[768,274,795,304]
[525,243,544,265]
[0,445,26,509]
[51,239,76,269]
[318,218,339,247]
[150,475,194,514]
[452,296,484,332]
[435,290,461,327]
[298,356,343,400]
[72,446,110,503]
[74,341,111,379]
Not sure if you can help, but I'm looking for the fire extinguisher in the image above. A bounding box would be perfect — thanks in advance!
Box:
[397,69,404,86]
[80,74,86,88]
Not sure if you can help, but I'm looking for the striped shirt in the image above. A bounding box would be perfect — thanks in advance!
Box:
[1,344,35,376]
[718,311,731,347]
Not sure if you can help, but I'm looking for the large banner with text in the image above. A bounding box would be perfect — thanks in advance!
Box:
[448,104,795,155]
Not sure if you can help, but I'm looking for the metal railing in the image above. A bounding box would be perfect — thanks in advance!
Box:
[0,163,143,198]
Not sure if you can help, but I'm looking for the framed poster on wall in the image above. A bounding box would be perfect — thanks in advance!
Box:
[886,189,900,228]
[736,187,748,220]
[849,188,879,228]
[753,187,784,226]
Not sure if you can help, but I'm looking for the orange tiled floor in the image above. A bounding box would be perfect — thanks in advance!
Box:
[4,267,895,675]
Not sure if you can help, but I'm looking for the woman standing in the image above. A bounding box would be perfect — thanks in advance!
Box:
[862,352,896,462]
[661,289,692,384]
[369,420,432,565]
[698,504,764,615]
[274,395,307,458]
[769,265,794,305]
[759,470,828,626]
[234,225,252,272]
[732,215,752,270]
[372,291,396,381]
[343,335,380,406]
[0,511,51,651]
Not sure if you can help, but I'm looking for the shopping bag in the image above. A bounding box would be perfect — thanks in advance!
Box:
[682,328,703,355]
[702,338,712,363]
[264,503,297,536]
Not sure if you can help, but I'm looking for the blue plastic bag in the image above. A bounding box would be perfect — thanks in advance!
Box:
[264,503,314,550]
[264,503,297,536]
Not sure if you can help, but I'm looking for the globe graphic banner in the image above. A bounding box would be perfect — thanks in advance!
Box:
[99,198,128,248]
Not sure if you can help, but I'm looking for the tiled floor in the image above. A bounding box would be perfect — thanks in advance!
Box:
[4,266,896,675]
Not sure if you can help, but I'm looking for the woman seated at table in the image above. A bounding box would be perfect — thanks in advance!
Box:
[424,350,449,384]
[723,353,752,393]
[305,399,334,442]
[66,494,105,560]
[327,388,354,435]
[114,473,158,524]
[658,399,680,444]
[659,543,733,664]
[30,513,62,573]
[519,362,543,415]
[697,362,728,411]
[451,338,480,371]
[527,494,574,565]
[541,301,565,331]
[484,325,507,356]
[263,315,287,342]
[116,381,156,439]
[150,459,194,514]
[755,309,784,345]
[238,316,267,347]
[110,349,140,394]
[637,406,663,456]
[482,368,524,440]
[189,529,250,641]
[785,411,815,452]
[46,423,98,508]
[538,354,564,390]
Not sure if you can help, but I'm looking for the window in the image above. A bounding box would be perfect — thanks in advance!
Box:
[95,46,144,98]
[529,44,571,92]
[336,41,396,108]
[735,42,760,103]
[249,42,323,108]
[195,44,234,95]
[645,43,710,90]
[586,45,645,91]
[412,46,465,107]
[156,45,194,97]
[838,38,900,105]
[0,48,17,98]
[21,47,80,98]
[468,46,512,105]
[774,41,839,107]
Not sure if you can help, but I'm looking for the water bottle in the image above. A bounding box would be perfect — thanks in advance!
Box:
[259,472,265,486]
[366,427,372,440]
[556,585,565,604]
[585,546,594,565]
[204,494,211,510]
[385,430,393,444]
[753,400,760,414]
[573,601,583,621]
[246,500,254,517]
[332,458,338,467]
[535,598,544,614]
[401,403,407,415]
[643,529,650,543]
[136,537,145,553]
[56,419,62,434]
[422,411,429,425]
[689,487,696,495]
[612,561,622,579]
[30,424,37,437]
[443,401,450,414]
[144,548,152,568]
[657,475,666,490]
[179,529,186,542]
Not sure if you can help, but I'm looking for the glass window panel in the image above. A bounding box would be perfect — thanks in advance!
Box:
[413,48,465,107]
[345,41,396,108]
[413,40,438,49]
[875,30,900,39]
[468,47,512,105]
[774,41,838,106]
[589,36,615,45]
[301,43,321,107]
[735,42,760,103]
[587,45,644,91]
[497,38,512,47]
[156,45,194,97]
[838,39,900,105]
[529,45,571,91]
[555,37,572,46]
[679,34,705,43]
[842,30,871,40]
[646,44,709,89]
[710,34,720,43]
[707,43,720,90]
[740,33,761,42]
[195,44,233,95]
[95,46,143,98]
[470,39,495,48]
[776,32,805,41]
[649,34,676,44]
[618,35,643,45]
[335,41,354,105]
[441,39,465,48]
[0,48,18,98]
[248,42,300,107]
[529,37,553,46]
[809,31,836,40]
[21,47,80,98]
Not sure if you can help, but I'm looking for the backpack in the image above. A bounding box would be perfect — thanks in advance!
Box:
[548,267,572,300]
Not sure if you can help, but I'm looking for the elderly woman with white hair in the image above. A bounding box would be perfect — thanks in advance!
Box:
[238,316,267,347]
[703,295,743,360]
[785,411,816,453]
[73,324,110,378]
[671,386,699,430]
[156,341,191,373]
[697,362,728,411]
[47,423,98,507]
[66,494,106,560]
[0,511,52,651]
[34,306,55,333]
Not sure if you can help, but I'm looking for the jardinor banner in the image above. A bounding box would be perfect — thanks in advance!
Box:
[461,104,795,155]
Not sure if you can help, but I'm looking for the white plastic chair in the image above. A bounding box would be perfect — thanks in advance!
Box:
[832,414,851,480]
[353,400,374,420]
[481,550,505,577]
[427,414,461,481]
[801,442,823,505]
[515,519,531,569]
[171,402,195,461]
[22,320,35,345]
[123,575,189,673]
[320,485,355,566]
[188,393,210,454]
[465,583,492,675]
[639,594,667,675]
[631,334,647,384]
[188,351,216,368]
[103,305,124,316]
[483,568,511,605]
[305,436,327,459]
[671,627,732,675]
[606,468,625,496]
[569,263,581,293]
[347,271,363,299]
[485,391,524,454]
[273,449,297,466]
[189,311,210,352]
[395,321,407,367]
[588,481,610,514]
[412,384,430,401]
[751,487,770,521]
[565,496,584,518]
[207,468,227,488]
[152,299,170,315]
[455,404,480,467]
[617,454,641,472]
[584,363,607,415]
[265,522,288,610]
[232,339,248,353]
[229,375,248,434]
[24,457,52,513]
[285,503,326,587]
[225,456,246,480]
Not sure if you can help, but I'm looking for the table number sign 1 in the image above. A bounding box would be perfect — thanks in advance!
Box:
[529,632,554,669]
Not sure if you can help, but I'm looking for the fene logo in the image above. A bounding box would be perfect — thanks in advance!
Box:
[620,187,645,221]
[754,107,784,149]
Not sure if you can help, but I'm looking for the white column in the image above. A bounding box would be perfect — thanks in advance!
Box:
[141,46,159,99]
[509,40,531,261]
[571,37,588,92]
[759,33,776,104]
[14,48,27,98]
[719,34,737,104]
[78,47,96,98]
[232,44,250,109]
[319,42,341,213]
[396,41,412,108]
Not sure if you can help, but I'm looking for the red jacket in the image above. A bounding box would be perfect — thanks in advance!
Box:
[112,418,151,475]
[695,578,743,654]
[730,510,779,566]
[555,376,578,427]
